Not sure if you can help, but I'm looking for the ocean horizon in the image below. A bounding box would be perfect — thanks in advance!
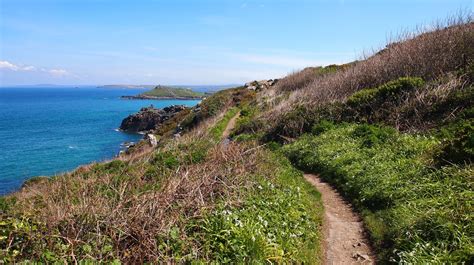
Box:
[0,86,200,195]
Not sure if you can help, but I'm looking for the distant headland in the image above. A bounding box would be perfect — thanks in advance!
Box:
[121,85,206,100]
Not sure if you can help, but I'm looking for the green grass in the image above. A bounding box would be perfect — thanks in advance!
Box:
[187,150,323,263]
[209,107,240,140]
[141,85,204,98]
[283,123,473,263]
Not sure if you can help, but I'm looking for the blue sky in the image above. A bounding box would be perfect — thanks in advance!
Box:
[0,0,472,86]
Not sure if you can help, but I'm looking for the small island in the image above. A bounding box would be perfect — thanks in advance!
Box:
[121,85,205,100]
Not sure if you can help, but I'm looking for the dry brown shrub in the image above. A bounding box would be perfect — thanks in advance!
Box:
[265,15,473,120]
[11,131,266,262]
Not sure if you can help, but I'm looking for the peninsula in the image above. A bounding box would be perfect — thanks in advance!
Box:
[121,85,205,100]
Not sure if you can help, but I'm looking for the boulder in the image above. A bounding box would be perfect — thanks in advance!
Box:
[145,134,158,147]
[244,79,278,91]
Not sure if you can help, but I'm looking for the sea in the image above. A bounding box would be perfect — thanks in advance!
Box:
[0,86,200,195]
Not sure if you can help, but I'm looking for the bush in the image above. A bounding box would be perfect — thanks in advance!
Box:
[311,120,335,135]
[346,77,424,120]
[352,124,396,147]
[266,103,343,142]
[151,150,180,169]
[436,119,474,165]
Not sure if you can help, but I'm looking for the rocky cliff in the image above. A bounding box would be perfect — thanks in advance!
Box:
[119,105,187,133]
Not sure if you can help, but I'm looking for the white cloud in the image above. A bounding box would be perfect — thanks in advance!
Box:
[0,60,36,71]
[0,60,69,77]
[48,69,69,76]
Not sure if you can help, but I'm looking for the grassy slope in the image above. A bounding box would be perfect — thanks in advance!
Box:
[0,92,323,263]
[141,85,204,98]
[228,20,474,263]
[283,123,473,263]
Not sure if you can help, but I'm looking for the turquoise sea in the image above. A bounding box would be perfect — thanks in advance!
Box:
[0,87,200,195]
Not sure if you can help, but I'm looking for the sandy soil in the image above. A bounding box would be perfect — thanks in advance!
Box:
[304,174,375,265]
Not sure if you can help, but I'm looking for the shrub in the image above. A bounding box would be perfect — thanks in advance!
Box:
[267,18,474,126]
[151,150,180,169]
[346,77,424,118]
[0,197,16,214]
[351,124,396,147]
[265,103,343,141]
[436,119,474,165]
[311,120,335,135]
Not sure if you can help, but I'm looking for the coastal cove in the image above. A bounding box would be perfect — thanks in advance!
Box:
[0,87,200,195]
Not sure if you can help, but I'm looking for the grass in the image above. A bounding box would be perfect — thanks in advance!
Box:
[283,122,473,263]
[209,107,240,140]
[265,17,473,126]
[187,151,323,263]
[1,106,323,263]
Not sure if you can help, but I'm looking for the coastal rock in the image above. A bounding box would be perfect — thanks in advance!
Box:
[145,133,158,146]
[119,105,187,133]
[244,79,278,91]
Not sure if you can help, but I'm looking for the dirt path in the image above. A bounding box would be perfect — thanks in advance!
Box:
[222,111,240,139]
[304,174,375,264]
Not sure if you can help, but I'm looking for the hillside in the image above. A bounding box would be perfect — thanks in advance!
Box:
[122,85,205,100]
[1,18,473,263]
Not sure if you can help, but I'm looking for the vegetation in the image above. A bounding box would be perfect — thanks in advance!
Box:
[283,123,473,263]
[141,85,204,98]
[209,107,240,140]
[1,15,473,264]
[0,100,322,263]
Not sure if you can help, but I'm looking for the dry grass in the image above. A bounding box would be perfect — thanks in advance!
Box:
[266,15,473,120]
[11,142,265,262]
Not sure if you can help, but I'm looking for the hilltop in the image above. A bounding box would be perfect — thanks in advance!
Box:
[1,18,473,263]
[122,85,205,100]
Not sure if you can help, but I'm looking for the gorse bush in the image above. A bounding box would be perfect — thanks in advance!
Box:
[436,119,474,165]
[283,123,473,263]
[346,77,424,107]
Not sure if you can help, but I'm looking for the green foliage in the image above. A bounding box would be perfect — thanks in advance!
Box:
[233,133,262,142]
[346,77,424,122]
[283,123,473,263]
[436,119,474,165]
[151,150,180,169]
[91,160,127,174]
[0,197,16,214]
[351,124,396,147]
[231,104,265,138]
[21,176,49,188]
[180,87,254,132]
[209,107,240,140]
[347,77,424,107]
[311,120,335,135]
[188,152,322,263]
[266,103,343,141]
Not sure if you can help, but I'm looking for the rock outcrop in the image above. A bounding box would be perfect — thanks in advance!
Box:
[244,79,278,91]
[119,105,187,133]
[145,133,158,147]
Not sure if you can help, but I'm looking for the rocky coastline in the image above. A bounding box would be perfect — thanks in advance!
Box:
[119,105,188,133]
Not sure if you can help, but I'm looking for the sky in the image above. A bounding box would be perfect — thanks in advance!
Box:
[0,0,472,86]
